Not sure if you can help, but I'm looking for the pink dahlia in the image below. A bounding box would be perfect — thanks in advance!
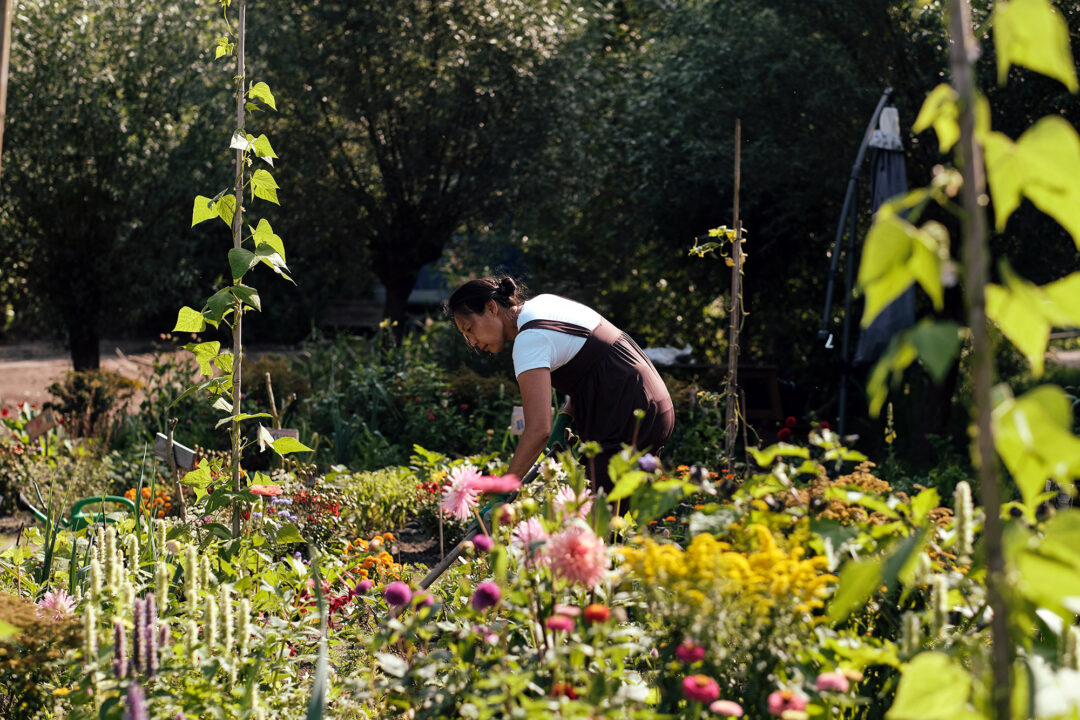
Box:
[249,484,283,496]
[554,485,593,519]
[815,671,850,693]
[471,582,501,611]
[552,603,581,617]
[37,587,76,621]
[511,518,549,565]
[545,614,575,632]
[383,581,413,607]
[710,700,744,717]
[466,474,522,495]
[547,524,609,590]
[767,689,809,716]
[472,533,494,553]
[441,465,481,521]
[675,640,706,664]
[682,674,720,704]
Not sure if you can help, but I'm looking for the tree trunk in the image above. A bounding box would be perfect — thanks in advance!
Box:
[68,325,100,371]
[380,266,421,341]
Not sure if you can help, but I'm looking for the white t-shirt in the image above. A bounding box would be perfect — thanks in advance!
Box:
[513,294,603,377]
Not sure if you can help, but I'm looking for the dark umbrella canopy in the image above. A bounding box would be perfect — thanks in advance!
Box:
[853,106,915,367]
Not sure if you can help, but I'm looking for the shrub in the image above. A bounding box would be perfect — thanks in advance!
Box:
[0,592,81,719]
[46,369,140,444]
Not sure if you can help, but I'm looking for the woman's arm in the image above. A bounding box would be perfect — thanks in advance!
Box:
[507,368,553,479]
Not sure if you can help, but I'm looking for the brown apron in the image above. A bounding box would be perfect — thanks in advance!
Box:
[519,317,675,491]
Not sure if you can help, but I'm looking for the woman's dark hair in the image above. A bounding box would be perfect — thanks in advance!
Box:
[446,276,529,317]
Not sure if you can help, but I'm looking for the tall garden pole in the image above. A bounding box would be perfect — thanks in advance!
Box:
[0,0,13,179]
[724,119,743,468]
[948,1,1010,717]
[231,0,247,538]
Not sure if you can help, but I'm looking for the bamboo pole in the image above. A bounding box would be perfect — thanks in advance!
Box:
[948,1,1010,717]
[0,0,13,180]
[724,119,743,468]
[230,0,247,538]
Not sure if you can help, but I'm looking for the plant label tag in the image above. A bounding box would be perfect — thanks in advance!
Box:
[154,432,198,471]
[509,406,525,436]
[25,410,60,441]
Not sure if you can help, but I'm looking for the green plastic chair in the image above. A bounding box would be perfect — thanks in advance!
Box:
[18,492,137,531]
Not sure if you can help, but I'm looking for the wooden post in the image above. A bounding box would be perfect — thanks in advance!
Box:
[724,120,743,468]
[948,1,1010,717]
[0,0,13,179]
[230,0,247,538]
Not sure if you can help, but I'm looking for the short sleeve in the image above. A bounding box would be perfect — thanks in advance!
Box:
[513,330,557,377]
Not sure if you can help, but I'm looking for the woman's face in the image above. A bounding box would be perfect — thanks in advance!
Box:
[454,301,507,354]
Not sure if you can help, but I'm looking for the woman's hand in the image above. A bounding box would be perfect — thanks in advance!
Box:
[507,368,553,479]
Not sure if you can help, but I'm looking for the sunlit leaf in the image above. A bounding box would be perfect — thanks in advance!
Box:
[228,247,256,282]
[215,194,237,228]
[173,306,207,333]
[858,214,947,328]
[183,341,221,378]
[251,134,277,166]
[886,652,971,720]
[912,83,959,152]
[248,81,277,110]
[191,195,217,226]
[993,0,1078,92]
[987,265,1080,376]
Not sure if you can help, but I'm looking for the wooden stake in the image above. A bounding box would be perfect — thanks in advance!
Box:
[0,0,13,179]
[724,120,743,469]
[230,0,247,538]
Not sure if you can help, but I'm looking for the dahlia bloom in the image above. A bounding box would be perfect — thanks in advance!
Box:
[682,674,720,704]
[547,523,609,590]
[554,485,593,519]
[767,689,809,716]
[441,465,482,521]
[471,581,501,611]
[815,671,850,693]
[466,474,522,495]
[545,614,575,632]
[675,640,706,664]
[37,587,76,621]
[511,517,549,565]
[710,699,744,717]
[583,603,610,624]
[472,534,494,553]
[383,581,412,607]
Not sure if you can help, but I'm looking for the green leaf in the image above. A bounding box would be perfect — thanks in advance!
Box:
[858,214,948,327]
[204,522,233,542]
[248,82,277,110]
[987,266,1080,376]
[228,248,257,282]
[910,487,940,525]
[229,130,250,152]
[607,470,648,502]
[251,219,286,262]
[229,285,262,312]
[181,460,214,502]
[828,556,882,623]
[993,384,1080,509]
[993,0,1078,92]
[173,306,207,333]
[272,437,314,455]
[276,524,304,544]
[1012,117,1080,248]
[251,169,280,205]
[204,288,235,326]
[0,619,19,640]
[215,194,237,228]
[251,134,277,166]
[255,244,291,280]
[192,195,218,226]
[984,131,1023,231]
[912,84,959,152]
[748,443,811,468]
[886,652,971,720]
[866,334,919,420]
[214,352,234,375]
[908,321,962,383]
[183,341,221,378]
[212,397,233,413]
[215,412,272,430]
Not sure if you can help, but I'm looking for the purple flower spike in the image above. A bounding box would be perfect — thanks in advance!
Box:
[112,619,129,679]
[145,594,159,678]
[124,681,149,720]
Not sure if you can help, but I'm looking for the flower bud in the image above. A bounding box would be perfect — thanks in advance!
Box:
[184,619,199,658]
[953,481,974,560]
[929,575,948,640]
[83,602,98,661]
[90,558,103,601]
[205,596,218,650]
[220,584,234,656]
[901,611,921,656]
[184,545,198,597]
[200,555,213,591]
[155,561,169,614]
[125,534,140,575]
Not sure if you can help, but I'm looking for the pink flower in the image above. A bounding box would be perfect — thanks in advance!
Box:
[352,579,374,595]
[815,672,850,693]
[249,485,283,496]
[511,518,549,565]
[682,674,720,704]
[466,474,522,495]
[553,603,580,617]
[777,428,792,443]
[383,581,412,607]
[545,614,575,632]
[554,485,593,519]
[471,582,501,611]
[547,524,609,590]
[440,465,481,521]
[710,700,744,717]
[767,689,809,716]
[472,534,494,553]
[583,603,610,624]
[37,587,76,621]
[675,640,706,664]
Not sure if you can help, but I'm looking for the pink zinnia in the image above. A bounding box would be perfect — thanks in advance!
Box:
[249,485,283,496]
[553,603,580,617]
[767,689,809,716]
[710,700,744,717]
[547,524,609,589]
[511,518,549,565]
[815,671,850,693]
[383,581,412,607]
[37,587,76,621]
[545,614,575,632]
[472,534,494,553]
[471,582,501,611]
[441,465,481,521]
[675,640,706,664]
[554,485,593,519]
[466,474,522,495]
[682,674,720,704]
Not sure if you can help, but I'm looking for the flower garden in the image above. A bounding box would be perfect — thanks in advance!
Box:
[3,0,1080,719]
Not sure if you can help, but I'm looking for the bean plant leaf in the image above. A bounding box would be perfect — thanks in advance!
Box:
[183,341,221,378]
[250,169,279,205]
[215,194,237,228]
[181,460,214,502]
[913,84,960,152]
[272,436,314,455]
[987,265,1080,376]
[993,0,1079,92]
[748,443,811,468]
[255,244,293,283]
[276,524,305,545]
[858,214,948,328]
[252,219,286,261]
[229,130,250,151]
[993,384,1080,510]
[173,306,207,333]
[215,412,272,429]
[252,134,277,166]
[248,81,277,110]
[204,288,235,326]
[828,557,882,624]
[192,195,218,226]
[866,321,962,418]
[229,284,262,312]
[886,652,972,720]
[228,248,257,282]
